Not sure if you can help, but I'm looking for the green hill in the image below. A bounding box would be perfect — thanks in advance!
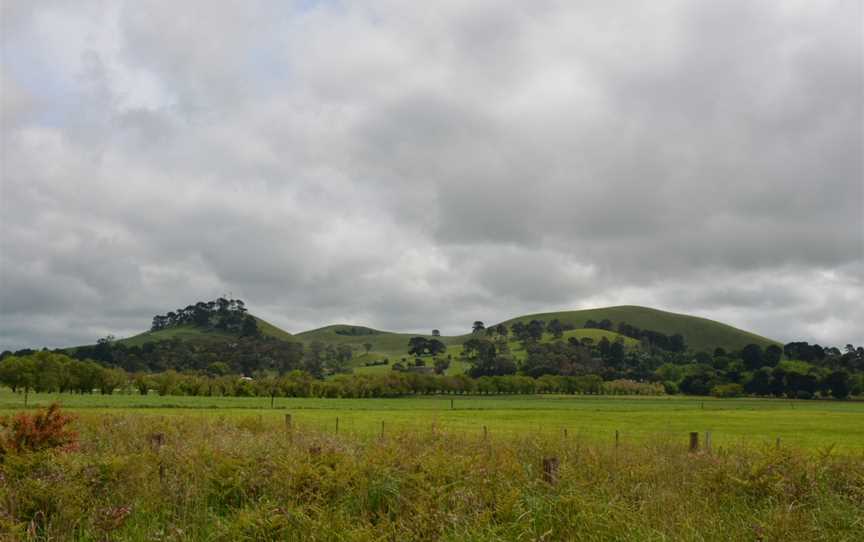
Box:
[298,323,642,374]
[294,306,778,363]
[69,305,777,372]
[295,325,464,355]
[495,305,779,353]
[116,316,293,347]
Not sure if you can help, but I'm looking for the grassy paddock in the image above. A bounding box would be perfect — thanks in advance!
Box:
[2,389,863,451]
[1,413,862,541]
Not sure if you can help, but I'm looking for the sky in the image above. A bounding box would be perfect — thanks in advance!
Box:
[1,0,862,350]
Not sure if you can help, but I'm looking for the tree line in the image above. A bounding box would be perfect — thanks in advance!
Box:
[407,321,864,399]
[0,351,665,399]
[2,309,862,401]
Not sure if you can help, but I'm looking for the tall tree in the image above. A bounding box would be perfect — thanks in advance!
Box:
[741,344,764,371]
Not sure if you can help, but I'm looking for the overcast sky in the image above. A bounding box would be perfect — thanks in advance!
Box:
[1,0,862,350]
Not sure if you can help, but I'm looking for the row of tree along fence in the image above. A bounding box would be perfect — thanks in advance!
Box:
[0,353,668,400]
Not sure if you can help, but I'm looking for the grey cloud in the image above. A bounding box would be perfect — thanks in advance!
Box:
[1,0,861,350]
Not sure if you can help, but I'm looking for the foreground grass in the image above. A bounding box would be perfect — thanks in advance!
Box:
[1,412,862,541]
[3,390,863,451]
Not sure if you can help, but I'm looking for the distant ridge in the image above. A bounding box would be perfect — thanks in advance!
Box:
[296,305,779,354]
[492,305,779,352]
[73,305,778,357]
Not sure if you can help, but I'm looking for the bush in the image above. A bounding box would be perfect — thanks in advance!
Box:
[603,379,665,396]
[711,383,744,398]
[0,403,78,455]
[662,381,679,395]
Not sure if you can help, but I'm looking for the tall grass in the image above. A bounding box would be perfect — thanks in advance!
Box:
[1,412,862,541]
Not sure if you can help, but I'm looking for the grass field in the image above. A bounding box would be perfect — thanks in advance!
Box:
[3,389,862,451]
[2,397,863,541]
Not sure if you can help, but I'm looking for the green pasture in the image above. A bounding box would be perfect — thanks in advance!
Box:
[3,389,861,451]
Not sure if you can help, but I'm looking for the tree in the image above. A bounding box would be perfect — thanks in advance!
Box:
[744,367,772,395]
[0,356,38,405]
[547,319,564,339]
[152,370,179,396]
[823,370,851,399]
[98,367,128,395]
[472,321,485,334]
[608,339,625,367]
[764,345,782,366]
[363,342,373,355]
[693,351,712,365]
[465,338,515,377]
[303,341,325,379]
[431,329,440,337]
[408,337,429,357]
[328,345,353,374]
[679,365,717,396]
[409,337,445,357]
[741,344,764,370]
[510,322,528,343]
[597,337,611,359]
[132,373,152,395]
[208,361,231,377]
[433,357,450,375]
[427,339,446,356]
[257,376,282,408]
[241,316,259,337]
[526,320,545,342]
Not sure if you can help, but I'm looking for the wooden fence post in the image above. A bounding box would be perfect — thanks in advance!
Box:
[285,414,293,443]
[689,432,699,453]
[542,457,559,485]
[615,430,620,448]
[776,437,781,450]
[483,425,488,441]
[705,431,712,453]
[450,398,454,410]
[148,432,165,451]
[148,432,166,482]
[335,417,339,435]
[380,420,385,441]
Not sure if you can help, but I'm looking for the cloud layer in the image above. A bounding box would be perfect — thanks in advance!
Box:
[1,0,862,349]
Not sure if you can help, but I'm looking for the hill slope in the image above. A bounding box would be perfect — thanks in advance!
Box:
[116,316,293,347]
[295,325,464,354]
[296,306,779,358]
[495,305,779,352]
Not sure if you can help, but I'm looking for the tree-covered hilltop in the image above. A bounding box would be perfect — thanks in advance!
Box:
[149,298,259,336]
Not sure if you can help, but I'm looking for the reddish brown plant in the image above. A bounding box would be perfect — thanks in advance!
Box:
[0,403,79,455]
